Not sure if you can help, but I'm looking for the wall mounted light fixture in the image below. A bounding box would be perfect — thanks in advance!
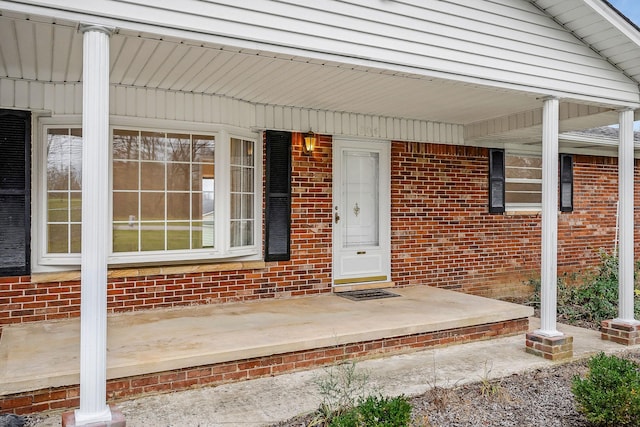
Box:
[302,131,316,155]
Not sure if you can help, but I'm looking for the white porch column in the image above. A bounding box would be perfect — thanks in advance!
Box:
[616,108,637,323]
[537,97,562,337]
[75,24,113,425]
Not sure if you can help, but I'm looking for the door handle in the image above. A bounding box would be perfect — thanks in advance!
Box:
[335,212,340,224]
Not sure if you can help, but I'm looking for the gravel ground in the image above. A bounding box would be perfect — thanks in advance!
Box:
[273,351,640,427]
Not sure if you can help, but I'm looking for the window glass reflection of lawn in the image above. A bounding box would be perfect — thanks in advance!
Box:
[113,223,212,252]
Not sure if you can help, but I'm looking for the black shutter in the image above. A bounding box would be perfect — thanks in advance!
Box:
[560,154,573,212]
[265,131,291,261]
[0,109,31,276]
[488,148,505,214]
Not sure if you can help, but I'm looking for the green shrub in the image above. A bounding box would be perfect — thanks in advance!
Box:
[572,353,640,427]
[328,395,412,427]
[527,250,640,327]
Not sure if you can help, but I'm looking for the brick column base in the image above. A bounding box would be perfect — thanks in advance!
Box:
[525,332,573,361]
[601,320,640,345]
[61,406,125,427]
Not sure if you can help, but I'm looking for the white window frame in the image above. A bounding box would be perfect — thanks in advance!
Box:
[504,150,542,213]
[33,117,262,272]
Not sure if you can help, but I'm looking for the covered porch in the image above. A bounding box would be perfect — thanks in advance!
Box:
[0,286,532,414]
[2,1,640,424]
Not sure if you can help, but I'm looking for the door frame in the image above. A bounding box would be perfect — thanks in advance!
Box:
[332,137,391,289]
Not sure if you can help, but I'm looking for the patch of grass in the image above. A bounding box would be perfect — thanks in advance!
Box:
[328,395,412,427]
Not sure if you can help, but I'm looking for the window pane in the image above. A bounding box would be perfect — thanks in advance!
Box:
[141,222,165,251]
[506,182,542,203]
[70,224,82,253]
[48,224,68,253]
[70,192,82,222]
[113,129,139,160]
[230,221,241,247]
[48,192,69,222]
[140,132,166,161]
[506,192,542,203]
[140,162,165,191]
[167,222,190,250]
[242,168,254,192]
[193,220,214,249]
[230,166,241,192]
[230,220,254,247]
[242,194,253,219]
[192,164,214,191]
[243,221,254,245]
[113,223,139,252]
[230,138,242,165]
[167,163,191,191]
[506,155,542,168]
[230,194,241,219]
[113,161,139,191]
[113,192,139,221]
[47,130,70,191]
[506,167,542,180]
[140,192,165,220]
[69,129,83,190]
[243,140,254,166]
[166,134,191,162]
[192,136,214,163]
[167,192,190,220]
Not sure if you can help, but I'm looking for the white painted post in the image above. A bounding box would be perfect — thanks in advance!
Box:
[537,97,562,337]
[75,24,113,425]
[616,109,637,323]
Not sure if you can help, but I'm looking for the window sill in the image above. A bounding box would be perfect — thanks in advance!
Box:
[505,210,542,216]
[31,260,267,284]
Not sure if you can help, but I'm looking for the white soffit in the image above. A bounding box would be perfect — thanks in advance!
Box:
[0,12,545,125]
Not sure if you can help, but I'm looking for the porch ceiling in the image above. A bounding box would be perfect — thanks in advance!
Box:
[0,11,548,127]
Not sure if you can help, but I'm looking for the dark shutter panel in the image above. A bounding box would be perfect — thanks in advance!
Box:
[265,131,291,261]
[488,148,505,214]
[0,109,31,276]
[559,154,573,212]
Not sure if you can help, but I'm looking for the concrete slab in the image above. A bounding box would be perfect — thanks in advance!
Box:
[0,286,532,396]
[27,318,640,427]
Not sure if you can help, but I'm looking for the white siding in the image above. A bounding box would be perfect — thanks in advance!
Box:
[3,0,637,105]
[0,78,463,144]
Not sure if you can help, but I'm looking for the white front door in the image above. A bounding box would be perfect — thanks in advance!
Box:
[332,139,390,288]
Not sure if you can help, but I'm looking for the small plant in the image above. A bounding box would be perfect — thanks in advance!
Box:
[310,361,373,425]
[328,394,412,427]
[572,352,640,427]
[479,361,503,398]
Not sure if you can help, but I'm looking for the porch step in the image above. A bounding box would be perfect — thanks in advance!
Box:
[0,286,533,413]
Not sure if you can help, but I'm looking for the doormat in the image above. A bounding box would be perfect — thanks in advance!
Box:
[337,289,400,301]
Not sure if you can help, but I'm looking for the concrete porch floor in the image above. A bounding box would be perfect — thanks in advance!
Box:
[0,286,533,397]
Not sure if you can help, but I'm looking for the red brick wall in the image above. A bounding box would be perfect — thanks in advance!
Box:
[1,139,637,330]
[390,143,541,297]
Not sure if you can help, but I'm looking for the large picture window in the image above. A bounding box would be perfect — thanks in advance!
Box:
[38,123,259,268]
[112,129,216,253]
